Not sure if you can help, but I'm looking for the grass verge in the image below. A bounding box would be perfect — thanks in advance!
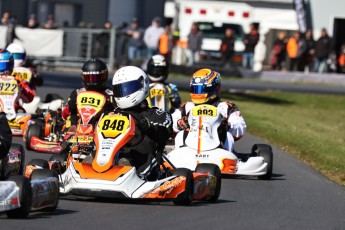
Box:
[179,91,345,186]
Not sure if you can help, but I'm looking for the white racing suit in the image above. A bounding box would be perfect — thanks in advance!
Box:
[172,100,246,152]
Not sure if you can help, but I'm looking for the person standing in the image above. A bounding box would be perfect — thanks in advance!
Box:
[270,31,287,70]
[144,17,164,58]
[159,25,174,62]
[220,28,235,68]
[186,23,203,66]
[242,23,259,69]
[286,31,306,71]
[303,29,315,72]
[126,18,145,62]
[314,28,333,73]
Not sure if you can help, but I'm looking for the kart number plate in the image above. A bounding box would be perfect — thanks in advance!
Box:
[69,135,93,143]
[0,78,18,95]
[12,67,32,82]
[150,89,165,97]
[98,115,130,138]
[77,91,106,108]
[192,105,217,117]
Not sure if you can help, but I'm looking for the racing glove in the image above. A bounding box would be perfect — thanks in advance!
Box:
[177,116,189,130]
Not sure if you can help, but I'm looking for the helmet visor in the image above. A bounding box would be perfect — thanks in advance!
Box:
[190,84,212,94]
[113,78,143,98]
[12,53,26,60]
[82,73,107,84]
[0,61,13,72]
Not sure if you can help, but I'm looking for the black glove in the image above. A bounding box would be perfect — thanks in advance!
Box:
[139,116,151,132]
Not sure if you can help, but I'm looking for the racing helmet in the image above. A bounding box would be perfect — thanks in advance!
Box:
[112,66,149,109]
[190,68,221,104]
[81,58,108,91]
[146,54,169,82]
[0,50,14,75]
[6,43,26,67]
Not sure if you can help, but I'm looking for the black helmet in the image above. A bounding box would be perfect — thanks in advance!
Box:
[146,54,169,82]
[81,58,108,90]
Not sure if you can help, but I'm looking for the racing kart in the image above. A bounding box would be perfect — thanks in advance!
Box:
[24,90,103,153]
[167,104,273,179]
[147,82,172,112]
[0,144,59,218]
[25,111,222,205]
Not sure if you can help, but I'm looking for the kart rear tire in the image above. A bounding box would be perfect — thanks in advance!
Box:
[255,146,273,180]
[9,144,25,175]
[27,159,49,169]
[25,123,43,151]
[49,154,67,174]
[6,175,32,218]
[30,169,59,212]
[251,144,272,156]
[195,163,221,202]
[173,168,194,206]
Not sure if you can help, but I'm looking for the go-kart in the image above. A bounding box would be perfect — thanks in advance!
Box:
[24,90,104,153]
[12,66,64,114]
[167,104,273,179]
[147,82,173,112]
[25,111,222,205]
[0,144,59,218]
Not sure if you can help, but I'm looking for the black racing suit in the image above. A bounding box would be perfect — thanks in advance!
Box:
[66,87,114,126]
[114,101,173,173]
[0,112,12,159]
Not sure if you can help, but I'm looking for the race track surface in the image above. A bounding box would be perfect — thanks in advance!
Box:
[1,72,345,229]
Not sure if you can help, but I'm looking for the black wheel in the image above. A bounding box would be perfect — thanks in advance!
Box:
[27,159,49,169]
[9,144,25,175]
[173,168,194,206]
[30,169,59,212]
[25,123,43,151]
[252,144,273,180]
[6,175,32,218]
[49,154,67,174]
[195,163,221,202]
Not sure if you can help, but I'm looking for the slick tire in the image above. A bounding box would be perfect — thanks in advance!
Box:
[6,175,32,218]
[252,144,273,180]
[195,163,221,202]
[27,159,50,169]
[173,168,194,206]
[25,123,43,151]
[49,154,68,174]
[30,169,59,212]
[9,144,25,175]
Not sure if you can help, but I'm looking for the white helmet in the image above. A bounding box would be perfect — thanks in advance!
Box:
[7,43,26,67]
[112,66,149,109]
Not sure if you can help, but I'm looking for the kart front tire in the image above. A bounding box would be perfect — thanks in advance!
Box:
[9,144,25,175]
[25,123,43,151]
[173,168,194,206]
[6,175,32,218]
[195,163,221,202]
[30,169,59,212]
[252,144,273,180]
[27,159,49,170]
[49,154,67,174]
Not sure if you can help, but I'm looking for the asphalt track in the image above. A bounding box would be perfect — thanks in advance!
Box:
[1,72,345,229]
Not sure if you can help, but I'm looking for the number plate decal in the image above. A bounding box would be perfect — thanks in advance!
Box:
[191,105,217,117]
[98,115,130,138]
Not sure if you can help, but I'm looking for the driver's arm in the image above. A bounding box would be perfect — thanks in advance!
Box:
[0,112,12,159]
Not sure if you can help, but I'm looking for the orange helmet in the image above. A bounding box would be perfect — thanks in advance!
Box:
[190,69,221,104]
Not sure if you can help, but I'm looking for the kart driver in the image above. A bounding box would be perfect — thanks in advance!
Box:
[0,50,35,107]
[0,111,11,163]
[62,58,114,127]
[7,43,43,90]
[146,54,181,113]
[171,68,246,152]
[111,66,173,175]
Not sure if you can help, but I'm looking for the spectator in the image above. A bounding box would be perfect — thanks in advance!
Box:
[186,22,203,66]
[42,14,58,29]
[115,22,129,67]
[1,11,10,25]
[159,25,174,62]
[27,14,39,28]
[286,31,306,71]
[5,17,19,48]
[270,31,287,70]
[220,28,235,68]
[242,23,259,69]
[303,29,315,72]
[93,21,113,58]
[338,44,345,73]
[127,18,145,62]
[314,28,333,73]
[144,17,164,58]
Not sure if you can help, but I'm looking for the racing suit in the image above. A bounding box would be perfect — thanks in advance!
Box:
[0,112,12,159]
[147,82,181,113]
[113,100,172,174]
[171,98,246,152]
[62,87,114,126]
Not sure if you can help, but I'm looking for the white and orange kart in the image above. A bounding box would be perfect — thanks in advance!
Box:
[24,90,105,153]
[167,104,273,179]
[25,111,222,205]
[0,75,31,136]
